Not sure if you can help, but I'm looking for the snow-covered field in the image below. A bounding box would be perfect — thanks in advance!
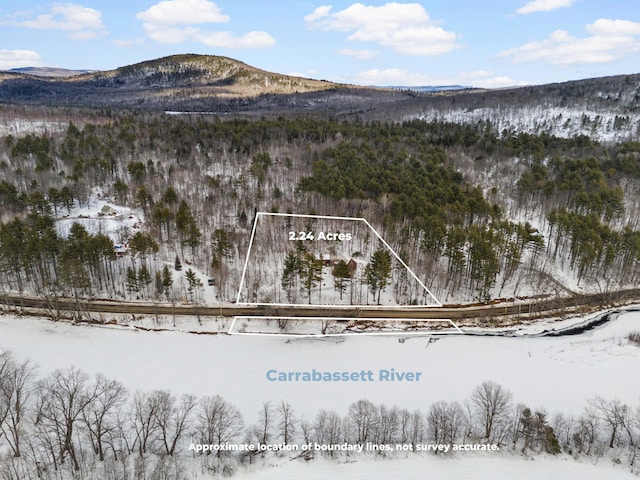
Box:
[235,455,639,480]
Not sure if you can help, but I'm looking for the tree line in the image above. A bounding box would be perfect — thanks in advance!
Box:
[1,349,639,479]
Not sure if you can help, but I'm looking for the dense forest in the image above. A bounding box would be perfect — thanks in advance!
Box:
[1,348,639,479]
[0,111,639,304]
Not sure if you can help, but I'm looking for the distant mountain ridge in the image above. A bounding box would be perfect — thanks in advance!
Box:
[0,54,638,141]
[387,85,470,92]
[385,73,640,142]
[0,54,343,108]
[10,67,95,78]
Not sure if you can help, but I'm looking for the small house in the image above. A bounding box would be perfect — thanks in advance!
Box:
[315,253,332,267]
[347,258,357,276]
[100,205,117,216]
[114,243,129,256]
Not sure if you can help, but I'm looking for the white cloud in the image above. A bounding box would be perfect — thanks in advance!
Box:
[0,49,42,69]
[7,3,106,39]
[304,5,332,23]
[136,0,229,26]
[500,18,640,65]
[516,0,575,14]
[587,18,640,36]
[352,68,527,88]
[136,0,274,48]
[473,76,528,89]
[5,10,36,20]
[305,2,460,56]
[337,48,378,59]
[353,68,421,85]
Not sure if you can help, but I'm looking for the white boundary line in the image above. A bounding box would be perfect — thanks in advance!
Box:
[362,218,441,306]
[236,211,261,304]
[256,212,368,222]
[236,212,442,307]
[229,315,463,337]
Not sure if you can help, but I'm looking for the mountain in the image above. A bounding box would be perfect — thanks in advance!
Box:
[0,54,353,110]
[0,54,638,141]
[387,85,470,92]
[366,73,640,142]
[78,54,340,92]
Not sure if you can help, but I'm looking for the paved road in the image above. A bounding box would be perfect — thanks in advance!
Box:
[1,289,636,321]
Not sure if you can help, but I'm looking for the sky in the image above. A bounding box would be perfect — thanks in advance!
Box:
[0,0,639,88]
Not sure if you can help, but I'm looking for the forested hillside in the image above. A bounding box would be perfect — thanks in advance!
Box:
[388,74,640,142]
[0,54,353,111]
[0,110,639,305]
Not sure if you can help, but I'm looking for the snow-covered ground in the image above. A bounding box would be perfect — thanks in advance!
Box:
[54,195,143,243]
[0,117,70,137]
[235,455,639,480]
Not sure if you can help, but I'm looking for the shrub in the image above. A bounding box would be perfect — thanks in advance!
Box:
[627,331,640,347]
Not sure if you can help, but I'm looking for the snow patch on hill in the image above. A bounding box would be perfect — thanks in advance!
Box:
[415,106,640,143]
[0,117,70,136]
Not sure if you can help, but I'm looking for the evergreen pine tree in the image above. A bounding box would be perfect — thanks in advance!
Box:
[332,259,350,300]
[364,249,392,305]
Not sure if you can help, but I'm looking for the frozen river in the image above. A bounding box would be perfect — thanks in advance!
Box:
[1,308,639,423]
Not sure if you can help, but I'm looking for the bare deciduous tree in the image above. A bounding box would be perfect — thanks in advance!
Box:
[35,367,100,471]
[347,399,378,444]
[131,391,161,456]
[470,381,513,443]
[154,391,196,456]
[196,395,244,453]
[314,410,343,457]
[5,358,37,459]
[81,374,128,461]
[573,405,600,455]
[377,405,399,445]
[410,409,426,447]
[427,401,466,449]
[590,397,632,449]
[276,400,296,445]
[257,401,273,446]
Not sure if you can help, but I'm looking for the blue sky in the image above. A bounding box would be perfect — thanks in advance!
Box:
[0,0,639,87]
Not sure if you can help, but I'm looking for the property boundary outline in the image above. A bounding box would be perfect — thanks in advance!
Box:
[236,212,443,307]
[228,315,463,337]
